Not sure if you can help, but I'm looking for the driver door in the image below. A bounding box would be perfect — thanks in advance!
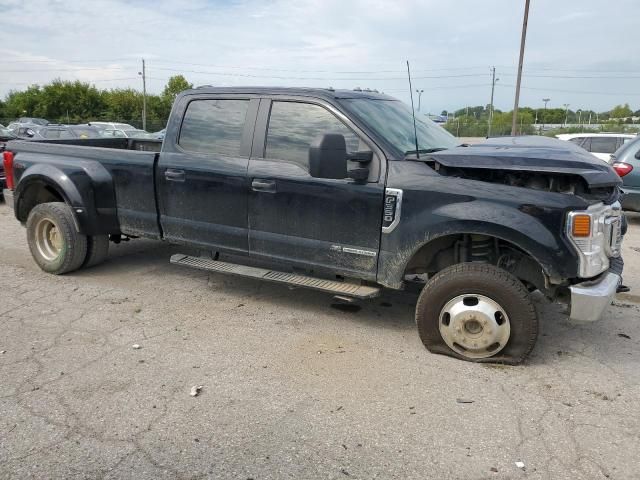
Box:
[247,98,385,280]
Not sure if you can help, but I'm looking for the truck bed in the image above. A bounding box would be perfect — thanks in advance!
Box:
[8,138,162,239]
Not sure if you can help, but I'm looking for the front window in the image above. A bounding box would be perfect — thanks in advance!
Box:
[265,101,365,170]
[340,98,458,156]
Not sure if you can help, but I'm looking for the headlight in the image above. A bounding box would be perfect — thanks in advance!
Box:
[567,202,622,278]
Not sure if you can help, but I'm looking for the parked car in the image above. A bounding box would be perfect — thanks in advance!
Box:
[0,127,18,189]
[556,133,636,161]
[100,128,152,139]
[152,128,166,140]
[87,122,136,131]
[2,87,626,364]
[609,136,640,212]
[34,125,102,140]
[0,126,18,141]
[9,124,40,139]
[16,117,49,126]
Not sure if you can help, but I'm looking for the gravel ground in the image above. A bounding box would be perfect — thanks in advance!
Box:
[0,202,639,480]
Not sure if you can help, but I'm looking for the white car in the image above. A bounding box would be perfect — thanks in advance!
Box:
[87,122,136,131]
[555,133,636,161]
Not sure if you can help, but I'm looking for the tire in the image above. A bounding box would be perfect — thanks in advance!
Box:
[26,202,88,275]
[83,235,110,268]
[416,263,538,364]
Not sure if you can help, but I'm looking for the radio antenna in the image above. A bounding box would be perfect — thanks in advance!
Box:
[406,60,420,159]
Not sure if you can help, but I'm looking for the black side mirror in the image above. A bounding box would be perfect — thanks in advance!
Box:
[309,133,347,179]
[635,149,640,160]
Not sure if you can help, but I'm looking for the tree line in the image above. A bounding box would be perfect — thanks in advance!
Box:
[0,76,193,132]
[441,103,639,137]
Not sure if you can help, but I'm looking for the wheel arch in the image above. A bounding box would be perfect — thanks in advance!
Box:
[378,222,566,291]
[14,163,119,235]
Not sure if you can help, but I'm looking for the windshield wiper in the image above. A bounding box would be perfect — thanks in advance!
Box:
[404,147,448,156]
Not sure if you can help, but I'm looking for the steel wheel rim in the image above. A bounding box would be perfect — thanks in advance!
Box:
[438,294,511,359]
[34,218,63,262]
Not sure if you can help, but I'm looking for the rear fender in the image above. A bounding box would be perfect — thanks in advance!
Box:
[14,163,119,235]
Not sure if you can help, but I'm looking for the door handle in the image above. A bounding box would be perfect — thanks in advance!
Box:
[165,169,185,182]
[251,178,276,193]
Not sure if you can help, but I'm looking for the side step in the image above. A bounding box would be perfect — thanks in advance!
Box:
[170,254,381,299]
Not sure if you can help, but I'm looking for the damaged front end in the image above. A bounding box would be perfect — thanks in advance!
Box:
[427,136,622,202]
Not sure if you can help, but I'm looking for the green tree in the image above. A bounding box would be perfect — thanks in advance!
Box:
[610,103,633,119]
[162,75,193,103]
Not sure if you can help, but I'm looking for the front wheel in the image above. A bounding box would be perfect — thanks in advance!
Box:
[416,263,538,364]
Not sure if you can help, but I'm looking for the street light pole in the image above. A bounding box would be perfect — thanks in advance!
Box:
[415,89,424,111]
[511,0,531,136]
[563,103,570,128]
[487,66,498,137]
[542,98,550,133]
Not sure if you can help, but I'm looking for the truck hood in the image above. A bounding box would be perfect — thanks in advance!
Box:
[429,136,621,189]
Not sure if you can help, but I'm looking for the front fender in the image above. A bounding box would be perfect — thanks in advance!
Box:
[377,174,585,289]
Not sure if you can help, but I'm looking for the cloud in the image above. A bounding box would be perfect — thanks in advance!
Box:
[0,0,638,113]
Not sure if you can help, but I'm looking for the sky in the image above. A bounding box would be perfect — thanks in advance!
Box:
[0,0,637,114]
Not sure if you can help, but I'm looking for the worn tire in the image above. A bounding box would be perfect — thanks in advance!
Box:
[26,202,88,275]
[416,263,538,364]
[83,235,110,268]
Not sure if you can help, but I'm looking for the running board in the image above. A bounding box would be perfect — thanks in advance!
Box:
[170,254,381,299]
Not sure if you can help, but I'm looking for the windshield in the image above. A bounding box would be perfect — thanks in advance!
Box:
[341,98,459,157]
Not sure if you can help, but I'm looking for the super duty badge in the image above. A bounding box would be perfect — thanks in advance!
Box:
[382,188,403,233]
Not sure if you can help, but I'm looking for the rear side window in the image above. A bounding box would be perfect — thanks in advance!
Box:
[265,101,363,169]
[589,137,618,154]
[179,99,249,156]
[568,137,585,147]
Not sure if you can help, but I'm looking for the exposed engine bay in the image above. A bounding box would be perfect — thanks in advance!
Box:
[431,162,618,203]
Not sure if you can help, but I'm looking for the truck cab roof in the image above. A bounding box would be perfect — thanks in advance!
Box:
[184,86,397,101]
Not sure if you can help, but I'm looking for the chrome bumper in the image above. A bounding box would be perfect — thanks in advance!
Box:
[569,271,621,323]
[2,189,13,209]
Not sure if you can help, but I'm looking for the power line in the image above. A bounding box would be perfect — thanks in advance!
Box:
[497,83,640,96]
[149,66,487,81]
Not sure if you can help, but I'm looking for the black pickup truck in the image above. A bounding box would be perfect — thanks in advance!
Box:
[2,87,627,363]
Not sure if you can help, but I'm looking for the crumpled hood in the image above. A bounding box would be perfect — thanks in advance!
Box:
[429,135,622,188]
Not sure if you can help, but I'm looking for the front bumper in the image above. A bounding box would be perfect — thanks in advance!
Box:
[569,271,621,322]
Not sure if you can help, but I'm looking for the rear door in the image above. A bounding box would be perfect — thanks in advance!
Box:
[157,94,259,254]
[247,98,385,280]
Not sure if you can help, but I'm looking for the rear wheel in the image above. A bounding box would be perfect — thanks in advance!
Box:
[83,235,110,268]
[416,263,538,364]
[26,202,87,275]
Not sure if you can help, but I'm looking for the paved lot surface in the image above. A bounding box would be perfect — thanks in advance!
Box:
[0,202,639,480]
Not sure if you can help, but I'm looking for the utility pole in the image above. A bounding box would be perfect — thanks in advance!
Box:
[541,98,550,133]
[563,103,570,128]
[416,89,424,111]
[487,66,498,138]
[511,0,530,136]
[139,59,147,131]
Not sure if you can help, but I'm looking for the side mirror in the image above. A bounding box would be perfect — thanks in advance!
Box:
[635,149,640,160]
[309,133,347,179]
[25,129,35,138]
